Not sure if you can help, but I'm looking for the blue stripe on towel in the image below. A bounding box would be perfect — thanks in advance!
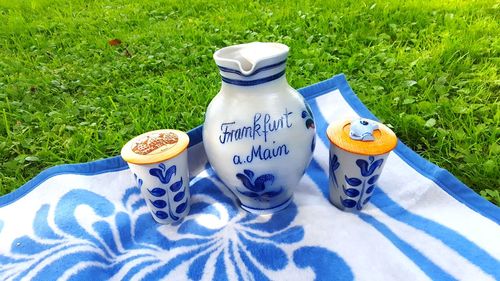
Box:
[307,90,499,278]
[0,156,129,208]
[306,158,330,199]
[305,98,332,151]
[370,189,500,278]
[187,126,203,147]
[358,213,457,281]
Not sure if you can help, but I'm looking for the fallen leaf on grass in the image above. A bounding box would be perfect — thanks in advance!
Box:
[108,38,132,57]
[108,39,122,46]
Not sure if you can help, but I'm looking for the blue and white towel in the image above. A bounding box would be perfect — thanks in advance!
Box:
[0,74,498,280]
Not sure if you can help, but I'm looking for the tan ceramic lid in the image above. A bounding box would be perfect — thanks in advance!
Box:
[121,129,189,164]
[327,119,397,156]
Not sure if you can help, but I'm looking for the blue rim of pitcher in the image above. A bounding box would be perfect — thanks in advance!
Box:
[217,58,287,86]
[217,59,286,77]
[220,70,286,86]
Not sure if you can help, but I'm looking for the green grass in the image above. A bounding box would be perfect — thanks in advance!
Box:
[0,0,499,205]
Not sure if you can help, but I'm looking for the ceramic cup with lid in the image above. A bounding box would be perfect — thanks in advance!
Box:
[326,118,397,212]
[121,129,190,224]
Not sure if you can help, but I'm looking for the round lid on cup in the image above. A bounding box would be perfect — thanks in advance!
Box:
[326,118,397,156]
[121,129,189,164]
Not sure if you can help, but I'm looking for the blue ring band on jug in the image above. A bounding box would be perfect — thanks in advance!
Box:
[220,70,286,86]
[217,57,287,86]
[240,195,293,213]
[217,59,287,77]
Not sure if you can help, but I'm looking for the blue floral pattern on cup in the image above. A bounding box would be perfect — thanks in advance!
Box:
[330,154,340,188]
[138,163,188,221]
[331,155,384,210]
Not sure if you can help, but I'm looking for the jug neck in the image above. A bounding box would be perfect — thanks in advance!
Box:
[220,74,288,93]
[214,42,290,90]
[216,56,289,91]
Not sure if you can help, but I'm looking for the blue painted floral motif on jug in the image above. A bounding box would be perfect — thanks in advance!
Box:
[236,169,283,202]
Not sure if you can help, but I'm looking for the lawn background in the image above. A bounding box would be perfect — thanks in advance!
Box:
[0,0,499,205]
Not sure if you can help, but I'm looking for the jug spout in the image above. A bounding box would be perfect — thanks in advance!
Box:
[214,42,289,80]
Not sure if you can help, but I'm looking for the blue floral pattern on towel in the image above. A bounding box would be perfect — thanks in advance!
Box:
[0,169,351,280]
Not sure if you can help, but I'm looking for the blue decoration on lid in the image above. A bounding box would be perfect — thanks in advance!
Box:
[349,118,379,141]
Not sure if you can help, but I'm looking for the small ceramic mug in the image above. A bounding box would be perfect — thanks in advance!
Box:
[121,129,190,224]
[326,118,397,212]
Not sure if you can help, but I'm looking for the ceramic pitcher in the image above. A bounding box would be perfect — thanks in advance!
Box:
[203,42,316,214]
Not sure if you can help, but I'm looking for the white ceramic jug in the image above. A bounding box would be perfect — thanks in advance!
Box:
[203,42,316,214]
